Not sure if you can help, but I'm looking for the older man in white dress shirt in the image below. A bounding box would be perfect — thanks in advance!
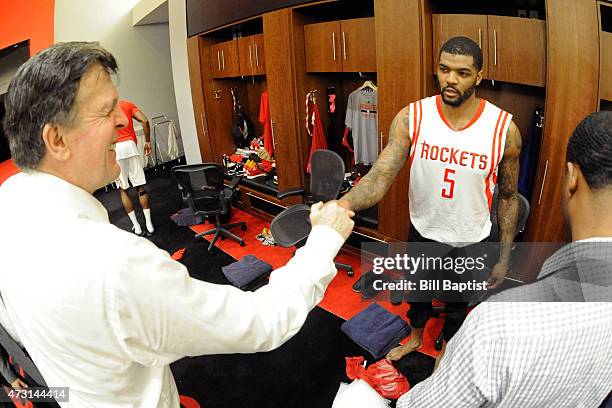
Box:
[0,42,355,407]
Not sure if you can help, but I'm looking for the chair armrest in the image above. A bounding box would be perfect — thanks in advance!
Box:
[228,175,243,190]
[278,188,305,200]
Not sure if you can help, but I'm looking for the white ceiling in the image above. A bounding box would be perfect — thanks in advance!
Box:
[133,0,168,26]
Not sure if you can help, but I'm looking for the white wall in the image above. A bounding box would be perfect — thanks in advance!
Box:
[54,0,182,157]
[168,0,201,164]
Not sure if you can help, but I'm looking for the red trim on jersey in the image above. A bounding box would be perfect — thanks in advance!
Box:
[407,102,416,160]
[409,100,423,168]
[435,95,486,132]
[485,111,505,209]
[492,112,509,186]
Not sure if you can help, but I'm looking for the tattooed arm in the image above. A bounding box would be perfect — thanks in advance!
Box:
[338,106,412,212]
[487,120,522,289]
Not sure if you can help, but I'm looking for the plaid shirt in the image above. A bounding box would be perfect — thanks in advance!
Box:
[397,239,612,408]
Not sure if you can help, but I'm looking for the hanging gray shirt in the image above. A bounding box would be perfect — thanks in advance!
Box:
[345,88,378,164]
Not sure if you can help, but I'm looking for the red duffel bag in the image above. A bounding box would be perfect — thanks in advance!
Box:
[345,356,410,400]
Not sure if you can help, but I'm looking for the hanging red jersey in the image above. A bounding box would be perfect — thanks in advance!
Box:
[259,90,274,156]
[306,92,327,173]
[117,100,140,144]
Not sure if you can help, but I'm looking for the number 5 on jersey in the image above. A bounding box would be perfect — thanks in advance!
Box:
[442,168,455,199]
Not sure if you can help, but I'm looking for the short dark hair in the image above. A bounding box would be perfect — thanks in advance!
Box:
[439,36,483,71]
[566,111,612,190]
[3,42,118,170]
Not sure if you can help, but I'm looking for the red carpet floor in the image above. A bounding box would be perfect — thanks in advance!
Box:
[190,208,443,358]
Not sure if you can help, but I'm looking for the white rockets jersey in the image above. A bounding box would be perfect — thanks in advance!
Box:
[408,95,512,246]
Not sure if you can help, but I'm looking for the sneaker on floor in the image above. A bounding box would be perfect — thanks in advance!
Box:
[361,273,386,300]
[352,270,376,293]
[390,284,405,306]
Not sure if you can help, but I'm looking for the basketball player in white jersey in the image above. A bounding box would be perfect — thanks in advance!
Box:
[335,36,522,367]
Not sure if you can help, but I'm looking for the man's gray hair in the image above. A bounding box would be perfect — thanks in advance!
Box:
[2,42,118,170]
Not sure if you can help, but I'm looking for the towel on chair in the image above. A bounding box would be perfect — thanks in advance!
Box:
[341,303,411,359]
[222,255,273,289]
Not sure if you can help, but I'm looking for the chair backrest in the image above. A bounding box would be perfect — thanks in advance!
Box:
[269,204,312,247]
[0,324,47,387]
[171,164,225,215]
[488,187,531,241]
[309,150,345,202]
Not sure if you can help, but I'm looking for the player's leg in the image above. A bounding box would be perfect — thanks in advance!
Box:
[128,156,154,236]
[116,158,142,235]
[386,301,430,360]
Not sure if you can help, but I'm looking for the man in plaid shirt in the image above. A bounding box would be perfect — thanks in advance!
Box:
[397,111,612,408]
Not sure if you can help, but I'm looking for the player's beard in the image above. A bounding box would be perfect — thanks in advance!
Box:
[440,81,477,107]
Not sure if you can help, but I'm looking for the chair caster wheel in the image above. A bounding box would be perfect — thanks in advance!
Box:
[240,241,245,247]
[241,224,247,231]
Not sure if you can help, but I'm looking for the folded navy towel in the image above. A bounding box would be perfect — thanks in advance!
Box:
[341,303,411,359]
[170,207,203,226]
[222,255,273,289]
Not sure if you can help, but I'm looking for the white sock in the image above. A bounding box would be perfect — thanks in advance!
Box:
[143,208,154,232]
[128,211,142,234]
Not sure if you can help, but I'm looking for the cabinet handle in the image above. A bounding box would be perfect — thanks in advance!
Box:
[249,45,253,67]
[200,113,206,134]
[332,32,336,61]
[478,29,482,49]
[255,44,260,67]
[221,50,225,70]
[537,160,548,205]
[217,51,221,71]
[342,31,347,60]
[493,29,497,66]
[270,121,277,147]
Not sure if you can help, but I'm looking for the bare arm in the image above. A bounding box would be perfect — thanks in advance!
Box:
[340,106,412,212]
[133,110,151,156]
[133,110,150,142]
[488,120,522,289]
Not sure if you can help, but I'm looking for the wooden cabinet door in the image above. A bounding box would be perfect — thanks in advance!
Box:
[237,36,254,77]
[211,40,239,78]
[375,0,424,240]
[252,33,266,76]
[187,36,213,162]
[340,17,376,72]
[432,14,489,78]
[487,16,546,87]
[238,35,266,77]
[304,21,343,72]
[264,9,304,203]
[206,81,238,157]
[600,31,612,101]
[210,42,225,78]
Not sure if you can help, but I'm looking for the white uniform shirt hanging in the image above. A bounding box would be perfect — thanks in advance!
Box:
[345,85,378,164]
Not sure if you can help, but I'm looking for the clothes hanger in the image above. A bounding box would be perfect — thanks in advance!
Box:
[359,80,377,91]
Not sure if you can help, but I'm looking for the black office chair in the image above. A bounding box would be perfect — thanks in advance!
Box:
[271,150,354,276]
[0,324,60,406]
[431,188,531,350]
[171,163,246,252]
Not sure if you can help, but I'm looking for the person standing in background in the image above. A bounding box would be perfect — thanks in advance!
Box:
[115,99,155,236]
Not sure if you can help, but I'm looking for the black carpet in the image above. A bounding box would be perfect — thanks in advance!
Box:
[94,166,435,408]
